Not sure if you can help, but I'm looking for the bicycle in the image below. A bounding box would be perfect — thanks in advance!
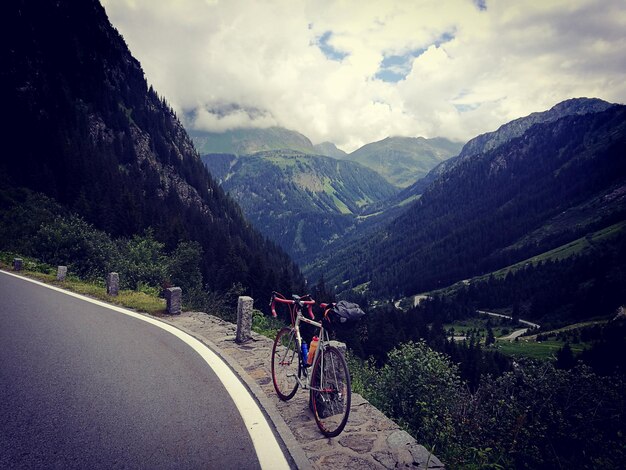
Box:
[269,292,351,437]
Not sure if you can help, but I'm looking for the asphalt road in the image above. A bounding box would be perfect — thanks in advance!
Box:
[0,271,280,469]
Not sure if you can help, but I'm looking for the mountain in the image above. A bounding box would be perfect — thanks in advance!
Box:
[313,142,347,158]
[405,98,615,199]
[458,97,613,160]
[306,102,626,320]
[345,136,463,188]
[188,126,317,155]
[201,150,398,264]
[1,0,303,297]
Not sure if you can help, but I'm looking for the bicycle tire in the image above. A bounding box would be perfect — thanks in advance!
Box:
[271,327,300,400]
[310,345,351,437]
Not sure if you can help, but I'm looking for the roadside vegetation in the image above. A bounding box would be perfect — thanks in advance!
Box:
[334,288,625,469]
[0,188,277,321]
[348,339,625,469]
[0,252,166,315]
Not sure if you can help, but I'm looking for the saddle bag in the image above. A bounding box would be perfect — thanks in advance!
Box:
[332,300,365,323]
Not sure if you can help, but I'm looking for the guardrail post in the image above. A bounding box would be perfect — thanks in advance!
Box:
[57,266,67,281]
[166,287,182,315]
[106,272,119,296]
[13,258,23,271]
[235,296,254,343]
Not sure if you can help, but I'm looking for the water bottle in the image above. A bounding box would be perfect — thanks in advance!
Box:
[307,336,319,365]
[301,342,309,365]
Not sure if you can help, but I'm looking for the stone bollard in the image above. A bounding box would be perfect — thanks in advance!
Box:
[106,272,119,296]
[165,287,182,315]
[329,340,347,357]
[13,258,23,271]
[57,266,67,281]
[235,296,254,343]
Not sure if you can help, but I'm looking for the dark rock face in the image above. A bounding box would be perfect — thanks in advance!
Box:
[2,0,303,296]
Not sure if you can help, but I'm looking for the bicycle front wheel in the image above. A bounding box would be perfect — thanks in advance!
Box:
[310,345,351,437]
[271,327,300,400]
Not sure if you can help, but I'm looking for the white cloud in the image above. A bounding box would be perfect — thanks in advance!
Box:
[102,0,626,152]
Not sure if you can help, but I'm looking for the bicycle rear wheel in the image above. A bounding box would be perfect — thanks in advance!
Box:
[310,345,351,437]
[271,327,300,400]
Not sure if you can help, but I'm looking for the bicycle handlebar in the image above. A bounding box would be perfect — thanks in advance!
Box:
[270,292,315,319]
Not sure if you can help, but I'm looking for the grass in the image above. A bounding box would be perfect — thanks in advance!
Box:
[1,251,285,337]
[495,339,588,360]
[524,320,607,341]
[445,316,517,341]
[251,310,285,339]
[445,315,606,360]
[1,254,166,315]
[487,221,626,281]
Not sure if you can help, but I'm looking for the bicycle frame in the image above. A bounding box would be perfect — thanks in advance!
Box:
[271,293,331,390]
[270,291,352,437]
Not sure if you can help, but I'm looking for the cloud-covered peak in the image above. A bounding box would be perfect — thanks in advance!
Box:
[102,0,626,152]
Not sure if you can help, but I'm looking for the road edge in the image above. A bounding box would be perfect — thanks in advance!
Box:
[0,269,310,470]
[156,316,312,470]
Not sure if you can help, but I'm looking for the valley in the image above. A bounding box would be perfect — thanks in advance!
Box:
[200,150,398,264]
[192,99,626,369]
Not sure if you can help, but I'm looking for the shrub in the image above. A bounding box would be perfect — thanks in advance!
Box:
[116,230,166,289]
[33,214,119,279]
[451,361,626,468]
[167,240,203,293]
[349,342,626,469]
[352,341,464,450]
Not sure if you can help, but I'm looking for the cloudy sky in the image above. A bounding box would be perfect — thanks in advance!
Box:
[101,0,626,152]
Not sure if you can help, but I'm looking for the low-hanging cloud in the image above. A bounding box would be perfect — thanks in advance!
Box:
[102,0,626,152]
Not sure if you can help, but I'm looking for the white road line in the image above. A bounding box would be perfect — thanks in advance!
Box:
[1,270,290,470]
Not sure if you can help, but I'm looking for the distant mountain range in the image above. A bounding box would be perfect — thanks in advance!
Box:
[305,98,626,322]
[343,136,463,187]
[202,150,398,263]
[193,128,465,263]
[313,141,347,158]
[188,127,463,188]
[189,126,318,155]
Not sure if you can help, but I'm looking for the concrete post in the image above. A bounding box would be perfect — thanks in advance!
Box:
[165,287,182,315]
[13,258,23,271]
[106,272,119,296]
[235,296,254,343]
[57,266,67,281]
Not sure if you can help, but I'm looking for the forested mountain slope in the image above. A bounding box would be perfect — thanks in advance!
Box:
[307,104,626,307]
[403,98,614,199]
[202,150,398,264]
[1,0,303,297]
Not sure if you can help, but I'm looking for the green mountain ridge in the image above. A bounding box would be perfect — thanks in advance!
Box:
[344,136,464,188]
[188,126,317,155]
[201,150,398,264]
[404,97,615,198]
